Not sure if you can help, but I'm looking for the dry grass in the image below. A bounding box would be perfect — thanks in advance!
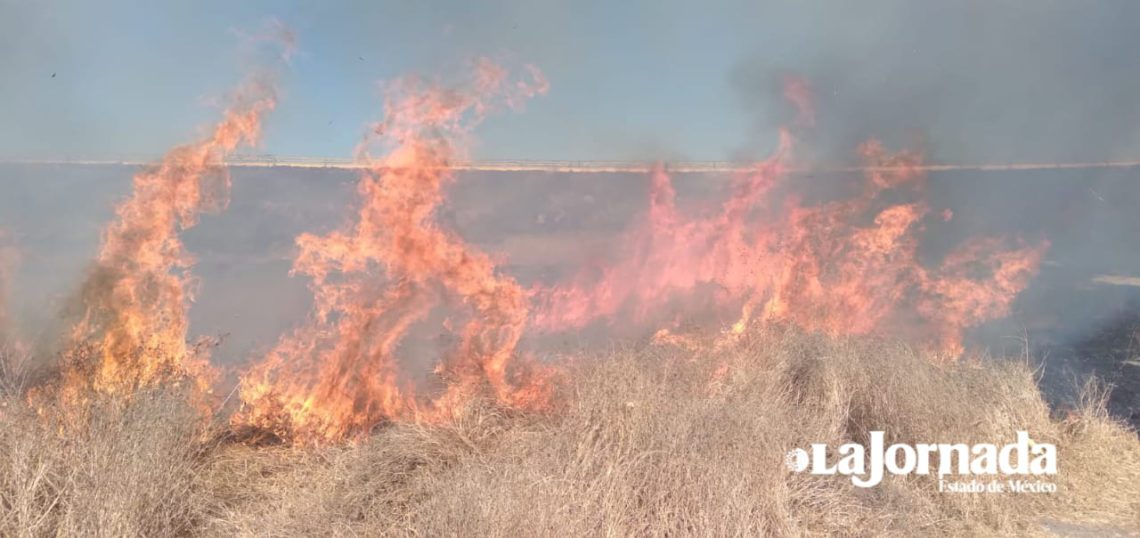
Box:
[2,329,1138,536]
[0,339,212,537]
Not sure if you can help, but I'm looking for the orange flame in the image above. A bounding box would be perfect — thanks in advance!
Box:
[532,80,1047,356]
[234,59,551,442]
[917,236,1048,355]
[62,72,280,400]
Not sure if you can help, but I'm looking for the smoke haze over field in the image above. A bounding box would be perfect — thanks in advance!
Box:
[2,2,1140,429]
[2,164,1139,363]
[728,2,1140,164]
[3,7,1140,535]
[4,1,1140,163]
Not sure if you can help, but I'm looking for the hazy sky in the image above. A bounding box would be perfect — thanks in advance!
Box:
[3,1,1140,163]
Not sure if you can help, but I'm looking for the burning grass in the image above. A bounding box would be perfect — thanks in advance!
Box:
[0,39,1132,536]
[2,330,1136,536]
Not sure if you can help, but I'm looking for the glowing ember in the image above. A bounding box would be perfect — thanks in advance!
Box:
[234,59,551,441]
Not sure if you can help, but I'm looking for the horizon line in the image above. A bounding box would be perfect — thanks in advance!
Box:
[4,156,1140,174]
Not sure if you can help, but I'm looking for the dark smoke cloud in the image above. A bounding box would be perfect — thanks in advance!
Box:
[726,1,1140,422]
[729,1,1140,165]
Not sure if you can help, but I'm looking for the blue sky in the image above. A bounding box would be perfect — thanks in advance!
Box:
[3,1,1140,163]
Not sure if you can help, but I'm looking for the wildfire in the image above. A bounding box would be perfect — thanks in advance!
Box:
[234,74,1046,444]
[233,59,551,442]
[532,81,1047,357]
[6,51,1049,445]
[60,71,281,402]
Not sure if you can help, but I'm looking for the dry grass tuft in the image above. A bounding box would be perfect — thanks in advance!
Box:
[2,329,1138,536]
[0,388,211,536]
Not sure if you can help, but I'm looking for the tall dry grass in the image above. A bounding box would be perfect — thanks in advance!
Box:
[0,348,211,536]
[2,329,1138,536]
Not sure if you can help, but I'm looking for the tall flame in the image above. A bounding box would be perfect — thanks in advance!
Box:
[532,80,1047,356]
[234,59,550,442]
[63,72,281,399]
[26,60,1046,443]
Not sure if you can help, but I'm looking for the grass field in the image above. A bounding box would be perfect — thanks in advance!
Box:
[1,329,1136,536]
